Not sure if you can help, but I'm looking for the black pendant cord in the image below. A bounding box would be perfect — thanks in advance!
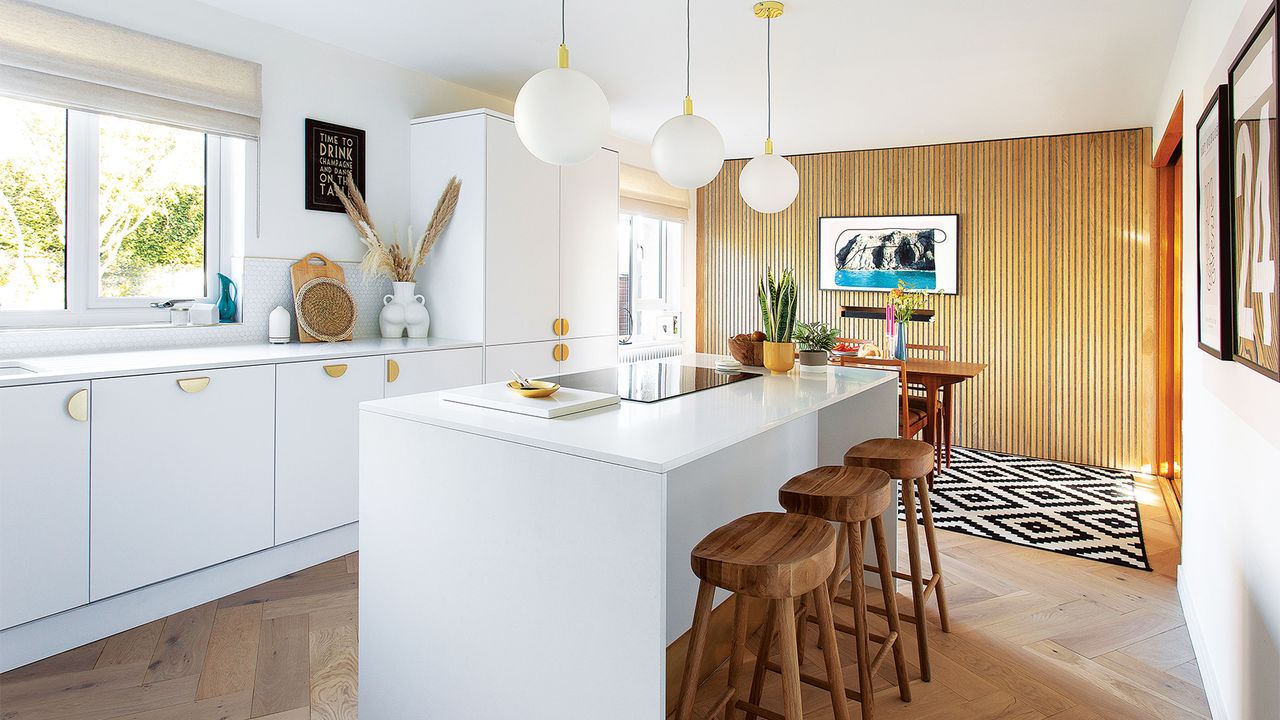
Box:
[685,0,691,98]
[561,0,566,45]
[766,16,772,140]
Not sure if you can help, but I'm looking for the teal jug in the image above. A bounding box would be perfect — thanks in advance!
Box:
[217,273,237,323]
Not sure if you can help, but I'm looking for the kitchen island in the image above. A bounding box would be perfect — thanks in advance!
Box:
[358,355,898,719]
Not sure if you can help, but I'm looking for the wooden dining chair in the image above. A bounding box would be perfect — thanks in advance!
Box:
[831,354,930,441]
[904,344,953,467]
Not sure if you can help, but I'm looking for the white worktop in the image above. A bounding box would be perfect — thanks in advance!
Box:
[0,337,480,388]
[359,354,897,473]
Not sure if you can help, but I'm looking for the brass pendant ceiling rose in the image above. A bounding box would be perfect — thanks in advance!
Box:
[753,1,784,20]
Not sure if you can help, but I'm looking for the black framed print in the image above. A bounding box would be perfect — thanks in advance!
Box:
[305,118,366,213]
[1197,85,1234,359]
[1228,2,1280,380]
[817,214,959,294]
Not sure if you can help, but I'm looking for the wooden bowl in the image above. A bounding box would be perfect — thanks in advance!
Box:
[727,337,765,367]
[506,380,560,398]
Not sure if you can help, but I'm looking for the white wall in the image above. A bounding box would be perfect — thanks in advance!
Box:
[1153,1,1280,717]
[29,0,515,264]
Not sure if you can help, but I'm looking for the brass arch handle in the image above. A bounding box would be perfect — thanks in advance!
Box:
[324,364,348,378]
[552,344,569,362]
[66,389,88,422]
[552,318,569,337]
[386,359,400,383]
[177,377,210,393]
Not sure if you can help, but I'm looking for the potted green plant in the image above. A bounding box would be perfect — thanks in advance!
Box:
[793,321,838,368]
[757,267,798,374]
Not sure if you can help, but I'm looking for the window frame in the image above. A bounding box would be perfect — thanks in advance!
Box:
[0,105,225,328]
[619,212,684,341]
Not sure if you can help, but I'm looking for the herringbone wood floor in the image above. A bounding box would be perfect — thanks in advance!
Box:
[0,475,1200,719]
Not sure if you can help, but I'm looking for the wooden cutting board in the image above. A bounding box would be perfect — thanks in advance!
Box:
[290,253,348,343]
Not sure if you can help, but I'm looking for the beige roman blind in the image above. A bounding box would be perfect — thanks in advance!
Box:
[619,163,691,222]
[0,0,262,138]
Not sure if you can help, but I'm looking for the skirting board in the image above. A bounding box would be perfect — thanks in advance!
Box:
[1178,565,1228,720]
[0,522,357,673]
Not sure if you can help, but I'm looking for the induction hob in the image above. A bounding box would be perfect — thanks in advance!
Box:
[548,360,760,403]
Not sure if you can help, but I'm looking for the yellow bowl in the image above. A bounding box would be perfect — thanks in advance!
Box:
[506,380,560,398]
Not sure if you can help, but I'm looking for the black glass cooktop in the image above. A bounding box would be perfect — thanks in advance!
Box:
[549,361,760,403]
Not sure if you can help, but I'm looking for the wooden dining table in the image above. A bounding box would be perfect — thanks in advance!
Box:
[904,358,987,466]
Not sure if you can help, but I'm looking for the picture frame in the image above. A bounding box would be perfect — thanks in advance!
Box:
[304,118,366,213]
[817,214,959,294]
[1228,1,1280,380]
[1196,84,1234,360]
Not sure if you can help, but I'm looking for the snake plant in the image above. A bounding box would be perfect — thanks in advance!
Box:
[757,268,798,343]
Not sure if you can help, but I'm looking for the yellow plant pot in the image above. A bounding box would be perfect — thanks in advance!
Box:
[762,341,796,374]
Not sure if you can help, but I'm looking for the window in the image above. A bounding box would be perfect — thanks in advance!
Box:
[618,213,683,341]
[0,96,232,326]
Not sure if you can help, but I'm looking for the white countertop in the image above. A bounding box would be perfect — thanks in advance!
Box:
[360,354,897,473]
[0,337,480,388]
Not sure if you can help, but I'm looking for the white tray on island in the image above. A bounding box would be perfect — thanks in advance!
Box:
[441,382,620,418]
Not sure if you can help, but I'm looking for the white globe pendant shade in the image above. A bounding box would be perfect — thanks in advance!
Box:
[651,112,725,189]
[738,152,799,213]
[514,65,610,166]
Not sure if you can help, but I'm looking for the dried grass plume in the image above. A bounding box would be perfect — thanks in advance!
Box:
[332,173,462,282]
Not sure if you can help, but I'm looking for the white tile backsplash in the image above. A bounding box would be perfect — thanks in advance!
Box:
[0,258,397,360]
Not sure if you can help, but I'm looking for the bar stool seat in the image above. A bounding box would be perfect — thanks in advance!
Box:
[843,438,934,480]
[778,465,895,523]
[676,512,851,720]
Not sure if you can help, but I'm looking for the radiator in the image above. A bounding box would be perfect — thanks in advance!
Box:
[619,341,685,364]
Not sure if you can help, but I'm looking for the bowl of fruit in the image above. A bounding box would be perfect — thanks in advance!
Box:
[728,331,766,367]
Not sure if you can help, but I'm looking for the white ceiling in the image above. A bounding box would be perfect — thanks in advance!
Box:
[197,0,1190,158]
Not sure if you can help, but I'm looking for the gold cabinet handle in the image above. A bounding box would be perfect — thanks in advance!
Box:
[552,343,569,362]
[324,364,348,378]
[177,377,210,393]
[552,318,569,337]
[66,388,88,422]
[386,358,400,383]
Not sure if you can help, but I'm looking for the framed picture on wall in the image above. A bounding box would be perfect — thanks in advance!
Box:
[304,118,366,213]
[1228,2,1280,380]
[1196,85,1234,359]
[817,214,959,294]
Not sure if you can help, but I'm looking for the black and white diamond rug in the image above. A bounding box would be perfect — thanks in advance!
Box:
[899,446,1151,571]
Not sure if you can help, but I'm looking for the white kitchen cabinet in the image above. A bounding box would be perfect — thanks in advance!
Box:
[384,347,483,398]
[560,149,620,340]
[276,356,383,544]
[0,382,90,628]
[558,335,620,375]
[90,366,275,601]
[484,341,562,383]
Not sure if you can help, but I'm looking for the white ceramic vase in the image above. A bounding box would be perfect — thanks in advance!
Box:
[380,281,430,339]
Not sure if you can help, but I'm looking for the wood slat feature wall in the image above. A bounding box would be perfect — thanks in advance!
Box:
[697,129,1157,471]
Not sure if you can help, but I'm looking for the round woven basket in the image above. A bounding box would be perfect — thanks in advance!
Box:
[294,276,356,342]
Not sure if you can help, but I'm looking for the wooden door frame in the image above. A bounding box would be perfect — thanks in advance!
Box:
[1153,95,1183,501]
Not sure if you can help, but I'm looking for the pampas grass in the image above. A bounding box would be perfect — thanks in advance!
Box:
[332,173,461,283]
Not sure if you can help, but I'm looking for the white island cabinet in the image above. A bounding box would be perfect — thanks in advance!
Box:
[358,357,898,720]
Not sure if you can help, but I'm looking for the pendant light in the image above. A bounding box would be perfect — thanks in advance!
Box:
[514,0,610,165]
[650,0,725,189]
[738,1,798,214]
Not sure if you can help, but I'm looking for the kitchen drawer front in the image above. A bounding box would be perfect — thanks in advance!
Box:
[89,366,275,601]
[276,355,383,544]
[483,341,562,383]
[0,381,90,628]
[558,335,620,375]
[383,347,483,398]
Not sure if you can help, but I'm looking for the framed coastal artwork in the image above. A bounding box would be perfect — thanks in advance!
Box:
[1229,2,1280,380]
[818,214,959,294]
[1197,85,1234,359]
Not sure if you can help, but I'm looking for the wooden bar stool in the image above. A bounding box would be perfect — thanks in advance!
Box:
[843,438,951,683]
[674,512,850,720]
[779,466,912,719]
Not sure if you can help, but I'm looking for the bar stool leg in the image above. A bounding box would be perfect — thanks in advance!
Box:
[744,601,778,720]
[901,476,932,681]
[846,520,875,719]
[916,476,951,633]
[812,586,853,720]
[676,580,716,720]
[726,595,750,720]
[872,515,912,702]
[794,594,810,664]
[775,597,804,720]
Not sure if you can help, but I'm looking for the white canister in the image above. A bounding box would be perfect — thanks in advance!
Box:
[269,306,292,344]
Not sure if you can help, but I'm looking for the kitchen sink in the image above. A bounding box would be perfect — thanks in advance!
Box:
[0,362,39,377]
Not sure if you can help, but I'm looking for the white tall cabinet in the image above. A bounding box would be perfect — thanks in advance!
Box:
[411,109,620,382]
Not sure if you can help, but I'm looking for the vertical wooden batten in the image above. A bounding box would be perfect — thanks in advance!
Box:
[697,129,1157,472]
